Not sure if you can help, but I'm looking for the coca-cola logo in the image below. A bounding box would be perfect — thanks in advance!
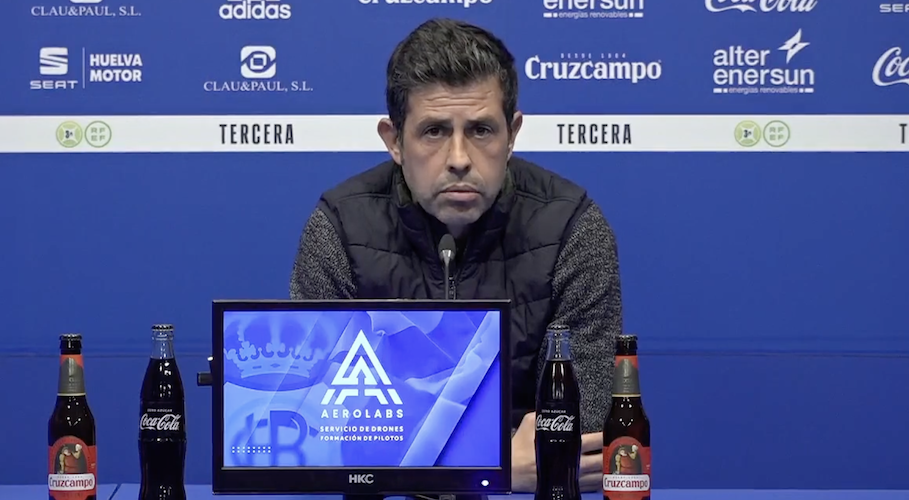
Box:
[872,47,909,88]
[705,0,818,13]
[535,414,575,432]
[140,412,182,431]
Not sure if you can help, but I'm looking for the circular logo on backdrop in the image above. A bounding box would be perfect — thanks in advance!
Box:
[56,121,83,148]
[763,120,791,148]
[84,121,112,148]
[734,120,762,147]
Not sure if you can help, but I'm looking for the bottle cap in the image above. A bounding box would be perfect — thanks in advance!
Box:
[151,324,174,331]
[547,324,570,333]
[618,333,638,341]
[60,333,82,341]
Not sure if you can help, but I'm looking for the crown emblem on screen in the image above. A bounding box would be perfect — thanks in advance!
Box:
[225,339,306,378]
[223,314,322,383]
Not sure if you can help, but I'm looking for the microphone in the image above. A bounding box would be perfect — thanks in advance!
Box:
[438,234,456,300]
[431,236,486,500]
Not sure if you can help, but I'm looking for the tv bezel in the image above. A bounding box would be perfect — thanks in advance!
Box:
[211,298,513,495]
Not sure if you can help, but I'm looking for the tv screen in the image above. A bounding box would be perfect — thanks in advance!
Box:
[220,305,504,472]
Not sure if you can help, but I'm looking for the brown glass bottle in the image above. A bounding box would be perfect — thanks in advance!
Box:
[602,334,651,500]
[48,334,97,500]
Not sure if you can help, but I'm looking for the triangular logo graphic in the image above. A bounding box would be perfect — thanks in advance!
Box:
[320,330,402,406]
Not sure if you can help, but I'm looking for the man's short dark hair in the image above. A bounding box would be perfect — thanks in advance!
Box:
[385,18,519,136]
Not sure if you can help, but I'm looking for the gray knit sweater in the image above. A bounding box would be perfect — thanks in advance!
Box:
[290,201,622,435]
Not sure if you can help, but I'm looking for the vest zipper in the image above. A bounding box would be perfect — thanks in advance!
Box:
[444,236,469,300]
[447,239,469,299]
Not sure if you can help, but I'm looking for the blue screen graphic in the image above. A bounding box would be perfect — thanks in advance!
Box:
[222,308,502,468]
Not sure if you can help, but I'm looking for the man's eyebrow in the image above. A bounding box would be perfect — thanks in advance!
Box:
[413,115,499,128]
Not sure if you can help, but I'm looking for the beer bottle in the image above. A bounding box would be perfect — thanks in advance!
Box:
[48,334,98,500]
[603,334,651,500]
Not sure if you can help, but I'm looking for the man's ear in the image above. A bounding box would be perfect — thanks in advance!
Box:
[377,118,402,165]
[507,110,524,160]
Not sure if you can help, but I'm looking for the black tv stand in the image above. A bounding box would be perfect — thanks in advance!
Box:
[344,495,387,500]
[343,494,489,500]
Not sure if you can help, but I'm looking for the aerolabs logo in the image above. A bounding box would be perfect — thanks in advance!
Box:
[542,0,644,20]
[525,53,661,83]
[358,0,492,7]
[705,0,818,13]
[713,29,814,95]
[321,330,403,406]
[872,46,909,87]
[220,0,291,20]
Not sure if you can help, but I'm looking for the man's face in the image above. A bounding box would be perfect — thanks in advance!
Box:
[378,77,523,236]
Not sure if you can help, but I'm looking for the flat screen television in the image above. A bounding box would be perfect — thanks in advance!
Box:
[210,299,512,498]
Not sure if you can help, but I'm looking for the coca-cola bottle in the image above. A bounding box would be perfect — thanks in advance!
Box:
[534,326,582,500]
[138,324,187,500]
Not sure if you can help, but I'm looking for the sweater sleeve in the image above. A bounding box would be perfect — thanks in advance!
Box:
[545,201,623,434]
[289,208,357,300]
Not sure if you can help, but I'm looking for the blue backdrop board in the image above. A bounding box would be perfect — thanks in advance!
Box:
[1,0,908,490]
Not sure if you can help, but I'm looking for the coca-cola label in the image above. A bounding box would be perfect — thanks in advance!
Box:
[535,413,576,432]
[139,402,185,435]
[48,436,97,500]
[140,412,182,431]
[603,436,651,500]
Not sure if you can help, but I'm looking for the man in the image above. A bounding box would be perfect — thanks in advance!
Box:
[289,18,622,492]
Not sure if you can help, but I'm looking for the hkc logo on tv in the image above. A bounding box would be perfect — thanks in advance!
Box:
[349,474,374,485]
[320,330,404,419]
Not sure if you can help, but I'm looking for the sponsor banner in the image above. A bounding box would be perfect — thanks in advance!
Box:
[880,2,909,13]
[712,29,815,95]
[873,46,909,88]
[218,0,293,20]
[31,0,142,18]
[0,115,906,153]
[31,47,145,91]
[542,0,645,19]
[358,0,493,7]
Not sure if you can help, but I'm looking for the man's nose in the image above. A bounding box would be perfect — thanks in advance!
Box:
[447,133,471,172]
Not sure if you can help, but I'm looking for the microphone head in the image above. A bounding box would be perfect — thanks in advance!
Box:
[438,234,456,262]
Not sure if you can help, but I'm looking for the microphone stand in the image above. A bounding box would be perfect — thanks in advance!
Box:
[444,257,452,301]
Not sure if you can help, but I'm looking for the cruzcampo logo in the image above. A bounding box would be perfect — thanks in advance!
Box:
[56,120,112,149]
[734,119,790,148]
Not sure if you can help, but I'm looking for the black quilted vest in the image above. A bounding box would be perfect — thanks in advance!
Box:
[317,156,591,429]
